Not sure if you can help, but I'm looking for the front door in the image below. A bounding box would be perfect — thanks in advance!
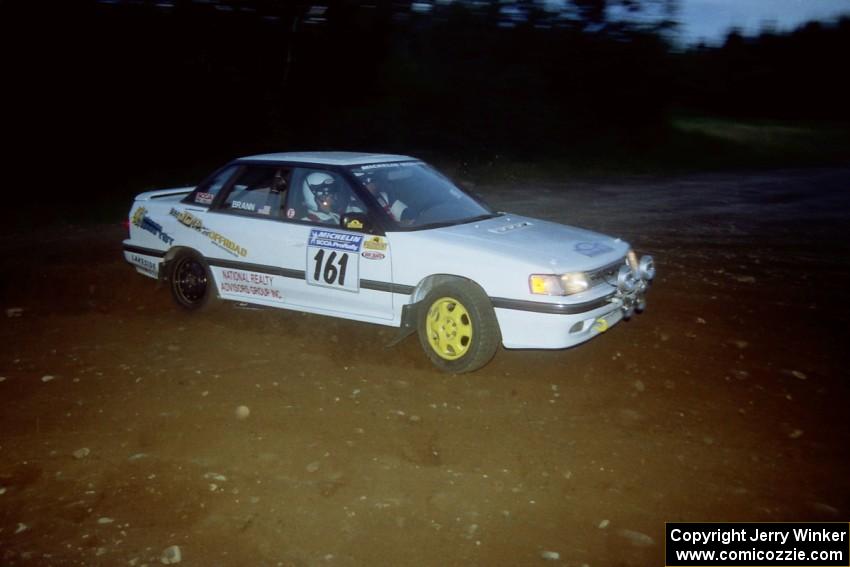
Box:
[194,163,395,322]
[279,167,394,321]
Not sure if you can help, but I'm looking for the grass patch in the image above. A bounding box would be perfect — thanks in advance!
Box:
[447,115,850,184]
[672,116,850,165]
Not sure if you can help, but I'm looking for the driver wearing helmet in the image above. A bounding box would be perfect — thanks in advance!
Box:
[302,172,341,224]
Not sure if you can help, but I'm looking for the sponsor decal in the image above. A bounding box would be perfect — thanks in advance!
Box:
[286,208,295,219]
[132,207,174,245]
[195,192,214,205]
[359,162,419,170]
[307,231,361,292]
[308,229,363,253]
[219,269,283,301]
[129,254,158,275]
[231,200,255,212]
[346,218,364,230]
[169,208,248,258]
[361,250,385,260]
[363,236,387,251]
[170,208,203,230]
[574,241,613,257]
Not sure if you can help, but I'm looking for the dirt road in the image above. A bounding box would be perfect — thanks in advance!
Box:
[2,167,849,566]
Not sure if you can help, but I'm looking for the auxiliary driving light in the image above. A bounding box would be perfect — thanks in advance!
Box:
[617,264,637,292]
[638,255,656,281]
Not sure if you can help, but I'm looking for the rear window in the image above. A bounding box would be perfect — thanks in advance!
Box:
[183,165,239,206]
[220,166,290,218]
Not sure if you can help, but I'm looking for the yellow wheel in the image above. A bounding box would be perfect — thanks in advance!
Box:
[425,297,473,360]
[416,279,500,373]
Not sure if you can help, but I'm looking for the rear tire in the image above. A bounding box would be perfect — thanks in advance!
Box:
[168,250,218,311]
[416,279,500,373]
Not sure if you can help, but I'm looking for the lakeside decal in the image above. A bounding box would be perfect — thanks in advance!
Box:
[363,236,387,251]
[218,269,284,303]
[308,229,363,253]
[169,208,248,258]
[129,254,158,276]
[574,241,614,258]
[132,207,174,246]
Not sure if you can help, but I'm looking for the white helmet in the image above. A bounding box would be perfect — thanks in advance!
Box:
[302,172,336,212]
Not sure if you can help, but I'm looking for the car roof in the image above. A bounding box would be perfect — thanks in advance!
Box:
[237,151,417,166]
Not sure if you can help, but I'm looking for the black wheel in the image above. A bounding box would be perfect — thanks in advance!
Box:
[168,250,217,311]
[416,279,501,373]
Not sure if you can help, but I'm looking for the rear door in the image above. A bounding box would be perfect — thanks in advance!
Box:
[200,164,295,307]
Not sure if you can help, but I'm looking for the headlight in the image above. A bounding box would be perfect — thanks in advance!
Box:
[529,272,589,296]
[560,272,589,294]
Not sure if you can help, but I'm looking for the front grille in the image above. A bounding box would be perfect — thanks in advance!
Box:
[587,257,626,287]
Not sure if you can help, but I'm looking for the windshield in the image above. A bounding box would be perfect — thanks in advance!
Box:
[347,161,497,230]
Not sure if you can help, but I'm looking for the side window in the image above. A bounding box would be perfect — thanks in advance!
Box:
[284,168,367,226]
[221,166,290,218]
[184,165,238,206]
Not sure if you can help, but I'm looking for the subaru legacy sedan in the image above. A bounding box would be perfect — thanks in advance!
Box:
[123,152,655,373]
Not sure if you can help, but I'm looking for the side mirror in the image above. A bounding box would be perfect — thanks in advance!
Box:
[341,212,372,233]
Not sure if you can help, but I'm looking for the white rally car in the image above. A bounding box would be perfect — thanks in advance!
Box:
[123,152,654,373]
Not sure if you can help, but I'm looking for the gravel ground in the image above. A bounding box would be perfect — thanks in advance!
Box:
[1,167,848,566]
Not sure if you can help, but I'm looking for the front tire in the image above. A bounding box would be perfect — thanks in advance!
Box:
[168,250,218,311]
[416,280,500,373]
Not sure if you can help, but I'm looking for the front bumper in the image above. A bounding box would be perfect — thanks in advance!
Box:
[495,256,654,350]
[496,298,626,349]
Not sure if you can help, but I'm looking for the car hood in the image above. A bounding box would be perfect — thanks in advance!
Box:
[425,214,629,271]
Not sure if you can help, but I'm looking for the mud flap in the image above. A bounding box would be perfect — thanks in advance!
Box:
[385,302,420,348]
[155,261,166,289]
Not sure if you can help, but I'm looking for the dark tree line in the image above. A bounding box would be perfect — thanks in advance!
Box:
[675,18,850,120]
[2,0,847,183]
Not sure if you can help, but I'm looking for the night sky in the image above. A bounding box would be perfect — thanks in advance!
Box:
[679,0,850,44]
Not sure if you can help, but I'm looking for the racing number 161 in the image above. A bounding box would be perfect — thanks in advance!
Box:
[312,249,349,286]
